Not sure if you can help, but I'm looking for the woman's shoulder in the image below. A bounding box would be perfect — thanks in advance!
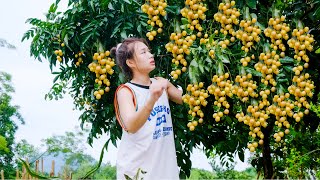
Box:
[116,83,134,96]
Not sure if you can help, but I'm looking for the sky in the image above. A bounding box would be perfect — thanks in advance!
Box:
[0,0,251,172]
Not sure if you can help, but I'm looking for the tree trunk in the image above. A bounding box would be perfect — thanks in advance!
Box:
[262,126,273,179]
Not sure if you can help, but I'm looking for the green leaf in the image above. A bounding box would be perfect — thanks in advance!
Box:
[0,136,9,153]
[108,2,114,10]
[250,13,258,19]
[280,56,294,64]
[137,24,142,33]
[219,54,230,63]
[188,67,197,84]
[190,59,198,67]
[120,30,127,39]
[283,66,293,72]
[313,6,320,20]
[316,48,320,54]
[199,63,204,73]
[181,18,189,25]
[255,21,266,30]
[246,0,257,9]
[244,67,262,77]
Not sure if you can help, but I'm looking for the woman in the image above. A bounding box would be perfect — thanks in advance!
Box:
[112,37,182,179]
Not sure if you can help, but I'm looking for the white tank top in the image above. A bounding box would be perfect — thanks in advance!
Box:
[115,79,179,180]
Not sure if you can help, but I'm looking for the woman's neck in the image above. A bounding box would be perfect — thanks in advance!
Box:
[131,75,151,86]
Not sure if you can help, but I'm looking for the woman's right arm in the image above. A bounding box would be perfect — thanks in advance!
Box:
[117,81,165,133]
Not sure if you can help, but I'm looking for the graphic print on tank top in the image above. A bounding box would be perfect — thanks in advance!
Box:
[148,100,173,140]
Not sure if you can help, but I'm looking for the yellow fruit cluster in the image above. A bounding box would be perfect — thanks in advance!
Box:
[236,18,262,52]
[288,73,314,112]
[200,33,209,45]
[288,27,314,62]
[54,49,63,62]
[181,0,207,32]
[286,26,315,125]
[141,0,167,41]
[267,93,294,142]
[254,50,281,86]
[166,31,195,79]
[264,16,290,52]
[214,1,240,36]
[236,104,269,152]
[207,73,233,122]
[88,51,115,100]
[240,54,255,67]
[218,39,231,49]
[257,89,272,109]
[75,51,84,66]
[183,82,209,131]
[232,73,258,102]
[208,47,216,59]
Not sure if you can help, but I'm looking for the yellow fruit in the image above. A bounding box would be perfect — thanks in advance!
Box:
[189,125,195,131]
[96,94,101,100]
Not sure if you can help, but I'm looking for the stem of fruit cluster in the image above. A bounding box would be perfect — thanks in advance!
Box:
[243,7,251,20]
[272,7,281,18]
[263,43,271,53]
[239,66,246,76]
[97,40,104,53]
[251,98,258,106]
[296,20,304,29]
[217,61,224,75]
[277,84,285,95]
[174,19,181,33]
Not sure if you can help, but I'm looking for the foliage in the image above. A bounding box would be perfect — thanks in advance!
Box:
[14,139,42,172]
[215,169,256,179]
[284,129,319,179]
[39,127,97,170]
[15,139,41,161]
[311,93,320,118]
[14,128,101,179]
[0,135,9,153]
[188,167,257,179]
[0,72,24,178]
[188,168,216,179]
[93,162,117,180]
[23,0,320,178]
[71,162,116,179]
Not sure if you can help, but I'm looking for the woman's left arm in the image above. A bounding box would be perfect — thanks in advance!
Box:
[167,81,183,104]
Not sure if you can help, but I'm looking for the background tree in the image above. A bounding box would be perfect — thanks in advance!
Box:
[23,0,320,178]
[0,72,25,178]
[15,140,41,161]
[14,127,115,179]
[0,38,16,49]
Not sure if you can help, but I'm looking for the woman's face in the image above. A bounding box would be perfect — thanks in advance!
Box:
[130,41,155,74]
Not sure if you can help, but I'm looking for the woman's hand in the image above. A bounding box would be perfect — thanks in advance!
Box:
[154,77,183,104]
[149,78,167,103]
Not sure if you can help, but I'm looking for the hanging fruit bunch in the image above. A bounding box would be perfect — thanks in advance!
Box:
[88,50,115,100]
